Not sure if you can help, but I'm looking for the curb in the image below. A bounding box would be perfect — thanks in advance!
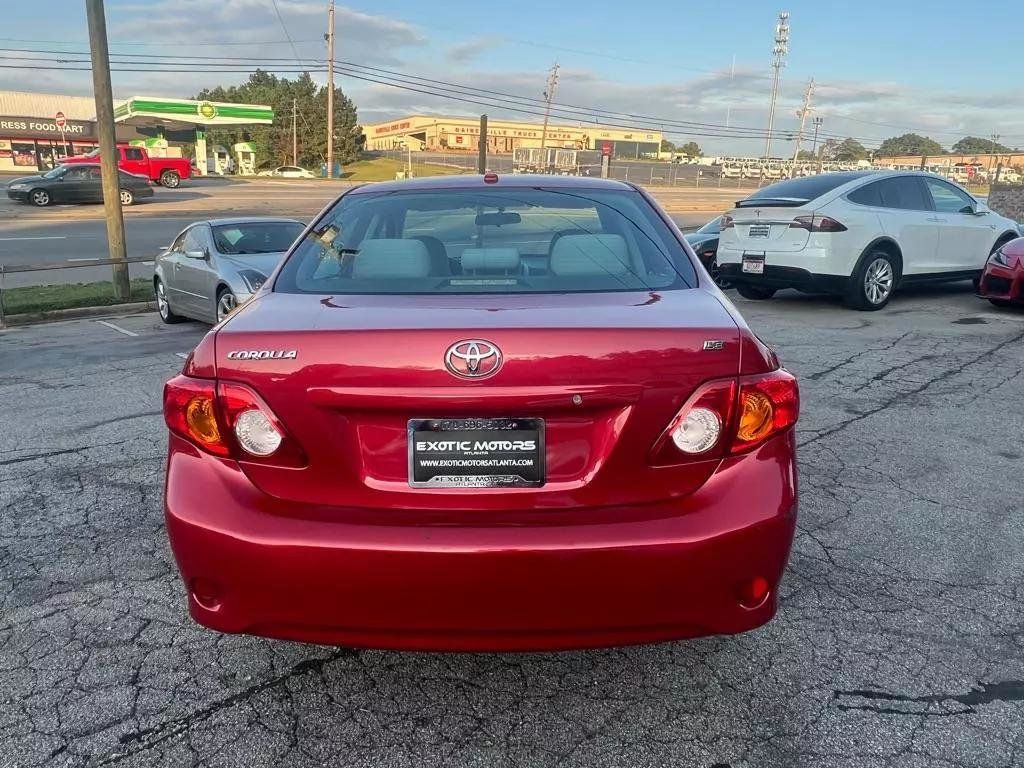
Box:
[2,301,154,327]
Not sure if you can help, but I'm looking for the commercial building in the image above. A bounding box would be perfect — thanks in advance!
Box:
[363,114,662,158]
[0,91,273,174]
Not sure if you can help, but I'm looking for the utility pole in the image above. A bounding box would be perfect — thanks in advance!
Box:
[85,0,129,301]
[539,63,559,151]
[790,78,814,170]
[811,116,823,172]
[477,115,488,174]
[325,0,335,178]
[991,132,1001,183]
[292,98,298,166]
[764,11,790,160]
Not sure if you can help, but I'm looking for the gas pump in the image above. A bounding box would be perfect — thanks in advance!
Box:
[234,142,256,176]
[208,145,231,175]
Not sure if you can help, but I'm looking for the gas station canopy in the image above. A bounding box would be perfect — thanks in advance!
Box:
[114,97,274,130]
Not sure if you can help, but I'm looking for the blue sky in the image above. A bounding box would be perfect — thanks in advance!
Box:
[1,0,1021,154]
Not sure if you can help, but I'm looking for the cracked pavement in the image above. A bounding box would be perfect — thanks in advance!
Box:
[2,285,1023,768]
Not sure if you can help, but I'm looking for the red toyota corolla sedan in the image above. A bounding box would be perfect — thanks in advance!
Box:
[978,236,1024,307]
[163,174,799,652]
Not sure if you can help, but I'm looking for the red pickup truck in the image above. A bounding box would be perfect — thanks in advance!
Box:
[63,145,192,188]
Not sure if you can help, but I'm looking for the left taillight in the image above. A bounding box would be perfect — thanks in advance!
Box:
[790,214,847,232]
[163,375,306,467]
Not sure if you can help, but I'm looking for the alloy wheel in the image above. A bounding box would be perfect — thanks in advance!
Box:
[216,291,237,322]
[30,190,49,206]
[120,189,133,205]
[864,258,894,305]
[156,281,169,319]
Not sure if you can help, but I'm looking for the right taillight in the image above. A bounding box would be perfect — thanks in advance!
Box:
[730,369,799,454]
[651,369,799,464]
[790,214,847,232]
[163,375,306,467]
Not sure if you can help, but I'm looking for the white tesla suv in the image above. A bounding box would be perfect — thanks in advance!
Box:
[716,171,1020,310]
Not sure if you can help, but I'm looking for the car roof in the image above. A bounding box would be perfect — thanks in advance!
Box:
[199,216,303,226]
[347,173,635,195]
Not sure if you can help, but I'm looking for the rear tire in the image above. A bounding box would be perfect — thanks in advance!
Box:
[29,188,50,207]
[988,298,1011,308]
[160,170,181,188]
[845,250,898,311]
[155,278,185,324]
[736,284,776,300]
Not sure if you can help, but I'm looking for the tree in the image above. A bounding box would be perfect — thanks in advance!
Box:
[833,137,868,162]
[193,70,362,169]
[876,133,945,157]
[679,141,702,158]
[795,149,817,160]
[660,139,676,153]
[952,136,1011,155]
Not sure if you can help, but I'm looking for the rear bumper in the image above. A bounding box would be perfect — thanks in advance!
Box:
[978,264,1024,303]
[718,263,849,294]
[165,433,798,652]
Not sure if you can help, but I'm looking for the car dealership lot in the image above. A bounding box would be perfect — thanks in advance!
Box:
[2,289,1023,767]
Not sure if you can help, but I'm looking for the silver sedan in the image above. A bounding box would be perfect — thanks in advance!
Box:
[154,217,304,324]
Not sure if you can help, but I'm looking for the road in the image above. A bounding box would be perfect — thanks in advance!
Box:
[2,287,1023,766]
[0,177,733,287]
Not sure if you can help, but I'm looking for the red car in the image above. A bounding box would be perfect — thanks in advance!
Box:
[163,174,800,652]
[64,144,191,188]
[978,236,1024,307]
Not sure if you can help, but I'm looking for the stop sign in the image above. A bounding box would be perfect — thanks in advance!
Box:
[55,111,67,128]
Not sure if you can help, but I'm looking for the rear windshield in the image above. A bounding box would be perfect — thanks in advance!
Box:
[274,186,696,295]
[213,222,303,254]
[736,172,873,207]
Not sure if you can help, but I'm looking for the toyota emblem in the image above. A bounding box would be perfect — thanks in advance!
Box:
[444,340,502,379]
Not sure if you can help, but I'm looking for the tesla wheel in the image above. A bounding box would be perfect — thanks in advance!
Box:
[119,188,135,206]
[736,284,776,300]
[29,189,50,207]
[216,287,237,323]
[846,250,897,311]
[708,257,732,290]
[160,170,181,188]
[155,278,184,324]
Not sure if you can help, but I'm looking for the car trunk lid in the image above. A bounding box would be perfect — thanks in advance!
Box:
[213,290,742,514]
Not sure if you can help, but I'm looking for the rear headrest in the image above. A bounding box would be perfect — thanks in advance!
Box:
[461,248,520,273]
[550,234,631,276]
[353,239,430,279]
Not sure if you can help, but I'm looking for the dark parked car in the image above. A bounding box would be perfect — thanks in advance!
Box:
[5,163,153,207]
[684,216,730,288]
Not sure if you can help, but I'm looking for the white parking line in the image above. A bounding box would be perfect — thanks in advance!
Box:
[174,352,189,359]
[0,235,67,241]
[67,257,99,262]
[95,320,139,337]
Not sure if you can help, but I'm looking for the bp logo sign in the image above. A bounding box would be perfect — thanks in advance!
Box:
[197,101,218,120]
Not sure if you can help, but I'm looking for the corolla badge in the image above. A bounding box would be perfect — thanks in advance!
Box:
[444,340,502,379]
[227,350,297,360]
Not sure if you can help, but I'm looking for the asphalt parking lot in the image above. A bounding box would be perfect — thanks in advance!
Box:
[2,285,1023,767]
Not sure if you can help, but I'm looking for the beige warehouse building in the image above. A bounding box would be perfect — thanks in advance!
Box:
[363,114,662,158]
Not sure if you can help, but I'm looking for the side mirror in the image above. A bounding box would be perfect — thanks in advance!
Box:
[184,249,207,260]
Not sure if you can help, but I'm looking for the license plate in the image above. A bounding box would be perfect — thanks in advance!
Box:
[748,224,770,238]
[742,255,765,274]
[408,418,545,488]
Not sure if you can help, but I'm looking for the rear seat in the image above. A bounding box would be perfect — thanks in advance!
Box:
[460,248,520,274]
